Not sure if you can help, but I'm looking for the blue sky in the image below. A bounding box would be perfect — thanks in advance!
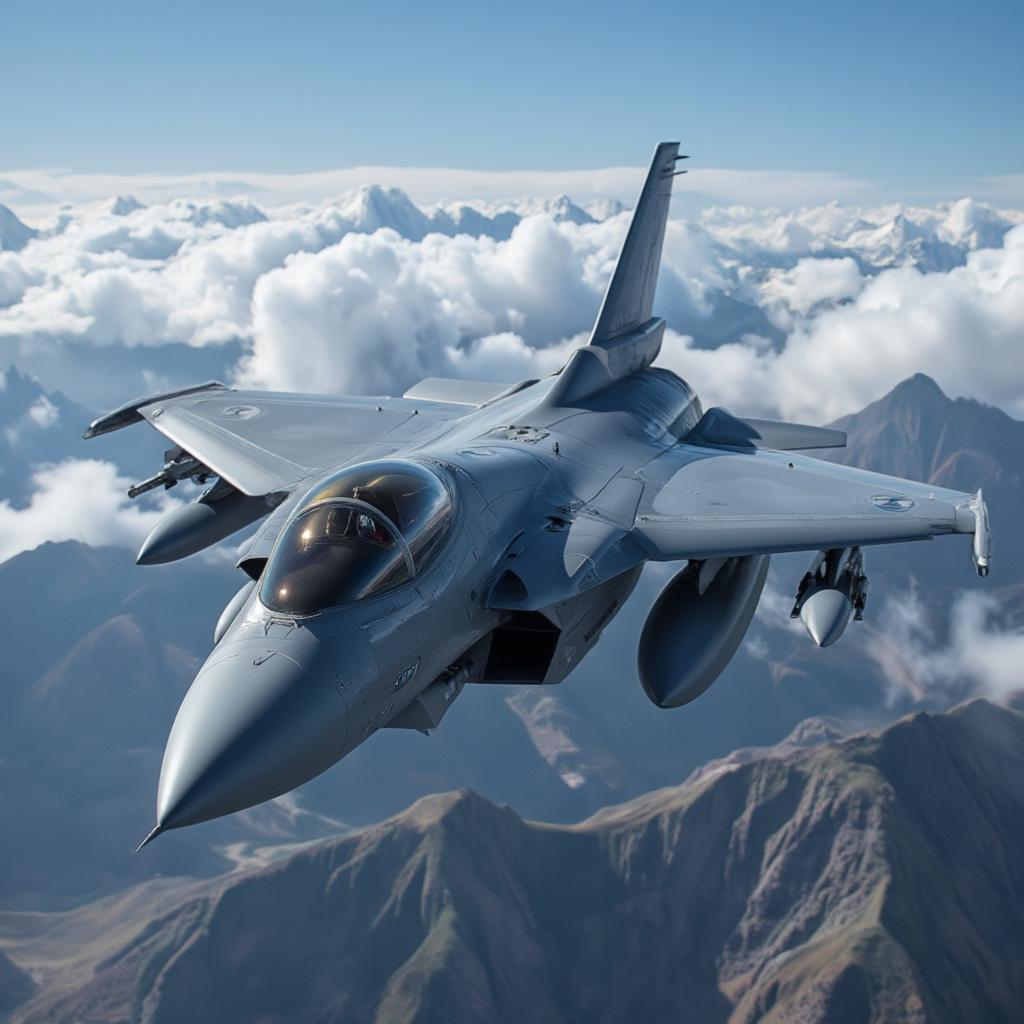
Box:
[2,0,1022,192]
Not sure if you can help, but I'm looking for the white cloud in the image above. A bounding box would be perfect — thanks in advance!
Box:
[0,251,41,308]
[0,459,178,562]
[760,257,863,316]
[656,224,1024,421]
[864,586,1024,703]
[0,165,878,221]
[4,394,60,445]
[237,217,593,394]
[0,182,1021,426]
[26,394,58,428]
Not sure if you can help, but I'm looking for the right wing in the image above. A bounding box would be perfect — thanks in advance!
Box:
[84,382,466,496]
[632,442,990,575]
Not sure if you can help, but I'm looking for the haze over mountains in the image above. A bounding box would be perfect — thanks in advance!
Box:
[3,700,1021,1024]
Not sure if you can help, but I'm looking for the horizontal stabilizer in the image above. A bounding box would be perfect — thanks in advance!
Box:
[688,408,846,451]
[402,377,524,407]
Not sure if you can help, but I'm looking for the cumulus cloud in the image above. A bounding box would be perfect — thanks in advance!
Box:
[864,586,1024,703]
[4,394,59,445]
[0,459,178,563]
[759,257,863,316]
[237,217,593,394]
[0,182,1021,423]
[657,224,1024,420]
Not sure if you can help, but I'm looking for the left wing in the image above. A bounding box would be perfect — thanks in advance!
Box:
[84,383,466,496]
[632,443,990,575]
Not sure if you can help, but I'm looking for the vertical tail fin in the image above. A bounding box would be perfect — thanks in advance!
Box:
[544,142,684,408]
[589,141,681,344]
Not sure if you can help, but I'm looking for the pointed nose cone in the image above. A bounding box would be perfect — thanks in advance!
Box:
[799,588,854,648]
[155,633,349,832]
[135,824,164,852]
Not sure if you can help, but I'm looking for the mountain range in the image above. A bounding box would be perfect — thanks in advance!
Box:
[2,699,1021,1023]
[7,189,1016,267]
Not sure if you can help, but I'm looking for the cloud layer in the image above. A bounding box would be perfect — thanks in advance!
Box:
[657,222,1024,421]
[2,187,1022,423]
[0,165,881,219]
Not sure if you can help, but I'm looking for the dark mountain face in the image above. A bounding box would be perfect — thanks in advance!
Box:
[0,544,235,906]
[829,373,1024,490]
[4,701,1021,1024]
[0,953,34,1019]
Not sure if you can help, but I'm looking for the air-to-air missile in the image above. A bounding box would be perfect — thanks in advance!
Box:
[790,547,868,647]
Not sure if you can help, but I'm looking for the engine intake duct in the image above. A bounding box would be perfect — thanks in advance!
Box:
[638,554,770,709]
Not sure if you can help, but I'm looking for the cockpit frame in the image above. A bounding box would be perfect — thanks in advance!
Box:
[299,496,416,578]
[257,458,457,617]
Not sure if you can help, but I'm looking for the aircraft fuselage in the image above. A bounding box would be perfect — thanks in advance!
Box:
[154,369,699,832]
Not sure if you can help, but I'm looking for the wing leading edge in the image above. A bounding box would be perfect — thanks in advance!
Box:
[85,385,468,496]
[632,443,990,575]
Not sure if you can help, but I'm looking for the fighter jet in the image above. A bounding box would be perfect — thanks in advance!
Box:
[84,143,992,848]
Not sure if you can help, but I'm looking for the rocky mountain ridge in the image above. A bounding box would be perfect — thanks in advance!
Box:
[2,700,1021,1023]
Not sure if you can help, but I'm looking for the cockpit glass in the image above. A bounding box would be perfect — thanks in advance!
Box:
[302,461,453,570]
[259,460,454,615]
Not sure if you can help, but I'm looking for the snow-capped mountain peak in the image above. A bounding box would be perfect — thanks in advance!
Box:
[0,204,37,252]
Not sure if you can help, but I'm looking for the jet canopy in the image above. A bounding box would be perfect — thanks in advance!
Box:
[260,460,454,616]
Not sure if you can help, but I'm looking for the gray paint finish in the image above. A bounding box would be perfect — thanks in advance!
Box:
[84,143,992,842]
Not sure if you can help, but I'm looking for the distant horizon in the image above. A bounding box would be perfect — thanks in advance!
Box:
[3,161,1024,222]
